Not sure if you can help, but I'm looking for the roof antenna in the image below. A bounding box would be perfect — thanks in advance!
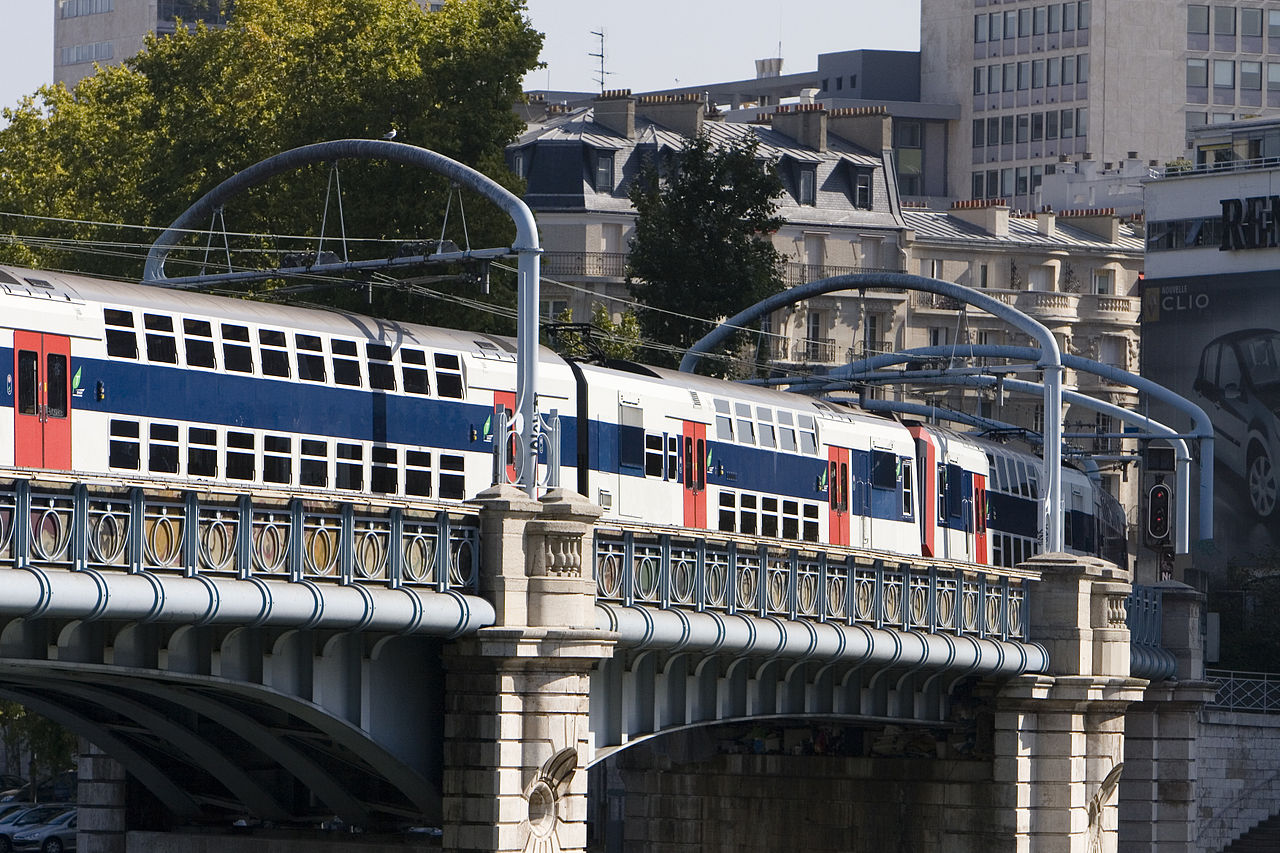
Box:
[590,28,613,92]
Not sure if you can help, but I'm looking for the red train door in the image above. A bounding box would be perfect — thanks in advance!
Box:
[493,390,518,484]
[14,331,72,470]
[827,446,851,546]
[682,421,706,529]
[973,474,989,565]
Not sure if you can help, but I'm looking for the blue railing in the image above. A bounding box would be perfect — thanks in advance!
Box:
[593,526,1029,642]
[0,474,480,592]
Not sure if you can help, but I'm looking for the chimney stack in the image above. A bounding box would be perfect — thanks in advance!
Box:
[950,198,1010,237]
[827,106,892,153]
[771,103,828,152]
[635,93,705,138]
[593,89,635,139]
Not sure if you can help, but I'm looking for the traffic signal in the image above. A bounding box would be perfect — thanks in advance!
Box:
[1147,483,1171,542]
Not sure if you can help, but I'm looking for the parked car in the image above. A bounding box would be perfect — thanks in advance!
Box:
[0,773,75,806]
[0,806,72,853]
[1194,328,1280,518]
[11,808,75,853]
[0,782,26,804]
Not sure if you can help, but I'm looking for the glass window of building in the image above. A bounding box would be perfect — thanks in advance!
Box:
[1188,5,1209,34]
[1034,6,1047,34]
[1188,58,1209,87]
[1242,61,1262,90]
[1215,6,1236,35]
[1048,3,1061,32]
[1077,53,1089,83]
[974,14,986,42]
[1268,63,1280,90]
[1214,59,1235,87]
[1270,9,1280,37]
[1243,7,1263,37]
[1032,59,1045,88]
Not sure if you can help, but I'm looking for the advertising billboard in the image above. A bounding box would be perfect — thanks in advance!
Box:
[1142,269,1280,566]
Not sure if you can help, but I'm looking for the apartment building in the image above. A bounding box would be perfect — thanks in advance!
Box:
[920,0,1280,211]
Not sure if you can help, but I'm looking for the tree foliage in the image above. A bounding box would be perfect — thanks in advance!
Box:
[0,702,76,785]
[545,303,642,362]
[0,0,542,329]
[625,131,785,372]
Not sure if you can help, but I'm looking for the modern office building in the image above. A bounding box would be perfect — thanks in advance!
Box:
[53,0,440,89]
[920,0,1280,211]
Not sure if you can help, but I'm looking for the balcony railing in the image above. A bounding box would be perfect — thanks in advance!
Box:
[783,263,906,286]
[848,339,893,361]
[799,336,837,364]
[1078,293,1138,322]
[541,251,628,279]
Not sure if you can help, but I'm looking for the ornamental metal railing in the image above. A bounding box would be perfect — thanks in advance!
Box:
[593,526,1029,641]
[1127,585,1163,648]
[1205,669,1280,713]
[0,476,480,592]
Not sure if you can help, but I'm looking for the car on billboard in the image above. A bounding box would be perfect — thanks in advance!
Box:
[1194,328,1280,518]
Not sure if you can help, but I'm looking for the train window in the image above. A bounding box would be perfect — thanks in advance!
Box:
[300,439,327,487]
[296,334,326,382]
[902,459,914,518]
[221,325,253,373]
[439,453,466,499]
[666,436,679,480]
[434,353,464,399]
[148,423,179,473]
[401,348,430,395]
[872,451,897,490]
[144,314,178,364]
[762,497,779,537]
[259,330,291,378]
[714,399,733,441]
[758,420,776,449]
[739,493,758,535]
[371,446,398,494]
[777,411,797,452]
[226,431,255,480]
[1027,469,1039,500]
[735,403,755,445]
[798,415,818,455]
[263,435,291,484]
[104,310,138,359]
[782,500,800,539]
[183,319,216,368]
[719,491,736,532]
[46,351,68,419]
[332,339,361,387]
[16,351,36,415]
[188,427,217,477]
[405,450,432,496]
[803,503,820,541]
[619,405,645,474]
[336,443,363,490]
[108,420,140,470]
[947,464,964,518]
[937,465,947,519]
[1015,460,1030,497]
[645,435,665,477]
[366,343,396,391]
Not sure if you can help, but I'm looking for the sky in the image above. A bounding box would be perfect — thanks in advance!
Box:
[0,1,920,117]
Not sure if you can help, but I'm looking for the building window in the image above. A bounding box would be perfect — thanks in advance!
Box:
[853,172,872,209]
[974,14,986,43]
[1031,112,1044,142]
[1048,4,1061,32]
[1269,64,1280,91]
[1242,61,1263,90]
[59,41,113,65]
[1047,56,1061,87]
[1017,61,1030,90]
[1077,54,1089,84]
[799,167,816,205]
[1093,268,1114,295]
[1033,6,1047,35]
[1017,114,1030,143]
[1188,4,1209,34]
[973,118,986,147]
[60,0,113,17]
[1075,107,1088,137]
[1063,55,1077,85]
[1003,63,1016,92]
[972,172,985,199]
[511,150,525,178]
[1032,59,1045,89]
[1270,9,1280,38]
[1186,110,1208,130]
[974,67,984,95]
[988,11,1003,40]
[1215,5,1236,35]
[1188,59,1209,87]
[594,152,614,192]
[1214,59,1235,88]
[1243,7,1263,37]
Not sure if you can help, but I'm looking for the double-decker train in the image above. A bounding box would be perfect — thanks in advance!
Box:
[0,264,1127,569]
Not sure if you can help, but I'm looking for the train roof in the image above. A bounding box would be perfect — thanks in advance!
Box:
[0,265,557,362]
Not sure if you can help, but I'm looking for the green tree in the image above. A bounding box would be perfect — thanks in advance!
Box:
[626,131,785,372]
[0,703,76,789]
[545,303,642,362]
[0,0,542,329]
